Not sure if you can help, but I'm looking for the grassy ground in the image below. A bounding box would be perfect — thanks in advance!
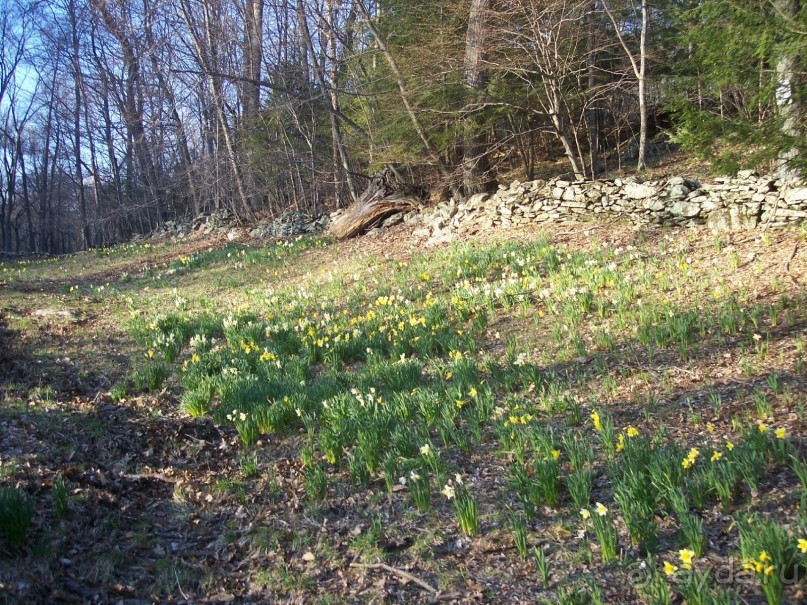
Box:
[1,220,807,604]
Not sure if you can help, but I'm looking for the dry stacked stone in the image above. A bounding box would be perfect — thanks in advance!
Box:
[151,209,330,241]
[408,172,807,242]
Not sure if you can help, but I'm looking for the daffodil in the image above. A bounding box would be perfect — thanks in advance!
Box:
[679,548,695,570]
[442,484,456,499]
[420,444,431,456]
[683,447,700,468]
[580,508,591,520]
[775,427,786,439]
[798,538,807,554]
[663,561,678,576]
[591,411,602,431]
[711,451,723,462]
[758,422,767,433]
[595,502,607,516]
[626,426,639,438]
[726,442,734,451]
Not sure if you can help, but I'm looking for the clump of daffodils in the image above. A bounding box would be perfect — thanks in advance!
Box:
[663,548,697,578]
[580,502,616,563]
[682,447,700,469]
[443,474,477,537]
[742,550,774,577]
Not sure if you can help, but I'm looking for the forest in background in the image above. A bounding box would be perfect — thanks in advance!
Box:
[0,0,805,254]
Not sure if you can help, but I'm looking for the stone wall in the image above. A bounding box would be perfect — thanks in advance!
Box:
[151,172,807,244]
[152,209,329,241]
[408,172,807,242]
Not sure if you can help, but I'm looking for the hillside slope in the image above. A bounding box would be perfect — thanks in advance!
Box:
[1,221,807,604]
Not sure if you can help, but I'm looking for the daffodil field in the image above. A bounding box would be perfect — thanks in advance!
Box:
[2,226,807,603]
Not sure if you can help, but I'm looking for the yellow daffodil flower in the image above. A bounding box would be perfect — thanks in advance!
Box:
[679,548,695,570]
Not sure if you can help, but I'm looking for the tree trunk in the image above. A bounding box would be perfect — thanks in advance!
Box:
[586,1,600,177]
[637,0,648,172]
[327,0,359,204]
[18,136,34,252]
[546,83,585,179]
[242,0,264,209]
[242,0,263,123]
[773,0,802,180]
[602,0,648,173]
[329,169,422,239]
[68,0,91,249]
[462,0,490,195]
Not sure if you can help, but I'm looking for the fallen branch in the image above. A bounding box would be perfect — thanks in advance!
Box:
[785,242,799,271]
[350,562,437,594]
[785,243,800,286]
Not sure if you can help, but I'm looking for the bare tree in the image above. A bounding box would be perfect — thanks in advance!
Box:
[296,0,357,205]
[601,0,649,172]
[177,0,253,218]
[490,0,590,179]
[66,0,92,248]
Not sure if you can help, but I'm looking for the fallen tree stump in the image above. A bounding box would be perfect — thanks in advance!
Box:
[329,169,423,239]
